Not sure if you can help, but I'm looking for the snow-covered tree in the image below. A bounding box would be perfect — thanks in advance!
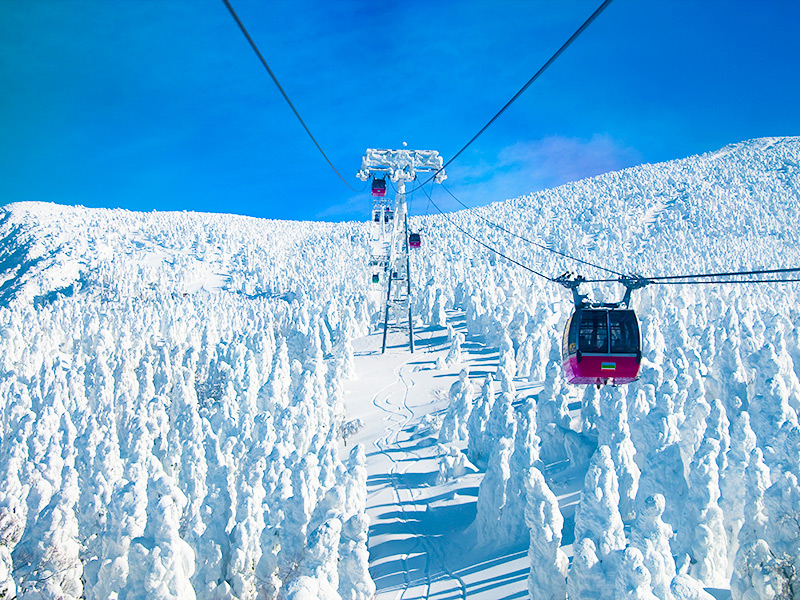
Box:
[566,538,607,600]
[438,369,475,443]
[476,436,514,546]
[467,375,496,467]
[629,494,676,600]
[524,467,568,600]
[615,547,659,600]
[574,445,626,558]
[677,437,727,587]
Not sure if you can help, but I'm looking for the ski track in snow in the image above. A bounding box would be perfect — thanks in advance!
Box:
[347,321,529,600]
[365,333,465,600]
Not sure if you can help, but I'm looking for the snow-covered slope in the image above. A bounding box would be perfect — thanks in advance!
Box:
[406,136,800,599]
[0,205,378,599]
[0,136,799,599]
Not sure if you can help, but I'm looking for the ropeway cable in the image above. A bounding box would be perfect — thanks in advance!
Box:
[221,0,365,192]
[646,266,800,282]
[578,266,800,286]
[407,0,614,194]
[440,183,626,278]
[425,184,800,289]
[420,185,556,282]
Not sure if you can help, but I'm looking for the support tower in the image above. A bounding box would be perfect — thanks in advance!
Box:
[357,148,446,353]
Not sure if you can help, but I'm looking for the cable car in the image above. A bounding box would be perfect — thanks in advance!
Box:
[562,308,641,385]
[558,274,648,386]
[372,177,386,197]
[409,232,421,248]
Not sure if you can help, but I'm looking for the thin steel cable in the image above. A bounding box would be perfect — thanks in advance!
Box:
[580,272,800,285]
[441,183,625,277]
[432,180,800,288]
[424,182,800,289]
[421,186,555,282]
[646,266,800,281]
[652,277,800,285]
[221,0,364,192]
[408,0,614,193]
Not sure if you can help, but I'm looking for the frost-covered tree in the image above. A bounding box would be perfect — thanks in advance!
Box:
[730,447,776,600]
[597,387,640,521]
[720,411,756,565]
[524,467,568,600]
[440,331,466,369]
[705,399,730,480]
[747,343,800,464]
[498,332,517,380]
[430,288,448,328]
[91,478,148,599]
[669,573,717,600]
[759,471,800,590]
[467,375,496,467]
[436,444,476,484]
[615,547,659,600]
[497,363,517,397]
[501,397,541,543]
[574,445,626,558]
[283,518,343,600]
[338,445,375,600]
[516,335,535,379]
[438,369,475,443]
[636,400,688,532]
[581,384,602,439]
[678,398,710,480]
[629,494,676,600]
[0,544,15,599]
[279,452,322,574]
[566,538,607,600]
[678,437,727,587]
[737,447,771,551]
[529,328,551,383]
[537,394,569,466]
[123,472,196,599]
[332,328,356,381]
[476,436,514,546]
[12,464,83,600]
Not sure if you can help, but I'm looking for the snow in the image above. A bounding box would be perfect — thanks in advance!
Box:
[1,136,800,598]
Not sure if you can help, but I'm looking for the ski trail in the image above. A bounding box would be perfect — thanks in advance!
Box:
[345,319,532,599]
[393,362,469,600]
[365,333,467,600]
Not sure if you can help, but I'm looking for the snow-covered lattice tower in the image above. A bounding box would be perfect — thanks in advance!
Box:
[357,147,446,352]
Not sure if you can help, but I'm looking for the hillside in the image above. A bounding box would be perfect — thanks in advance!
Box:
[0,136,799,599]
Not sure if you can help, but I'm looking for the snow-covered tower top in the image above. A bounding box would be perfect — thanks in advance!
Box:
[356,148,447,183]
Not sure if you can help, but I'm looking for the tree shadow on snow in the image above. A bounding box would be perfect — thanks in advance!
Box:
[367,470,438,488]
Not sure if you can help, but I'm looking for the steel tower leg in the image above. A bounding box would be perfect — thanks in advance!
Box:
[381,274,392,354]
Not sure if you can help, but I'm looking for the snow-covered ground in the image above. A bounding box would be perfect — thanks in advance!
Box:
[1,136,799,599]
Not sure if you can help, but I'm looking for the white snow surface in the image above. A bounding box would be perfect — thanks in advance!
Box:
[1,137,800,599]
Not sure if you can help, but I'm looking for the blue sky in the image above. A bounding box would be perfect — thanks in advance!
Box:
[2,0,799,222]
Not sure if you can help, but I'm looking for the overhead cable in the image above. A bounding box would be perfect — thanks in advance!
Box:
[221,0,363,192]
[645,266,800,281]
[654,278,800,285]
[420,185,555,282]
[409,0,614,193]
[440,183,625,277]
[426,183,800,289]
[580,266,800,286]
